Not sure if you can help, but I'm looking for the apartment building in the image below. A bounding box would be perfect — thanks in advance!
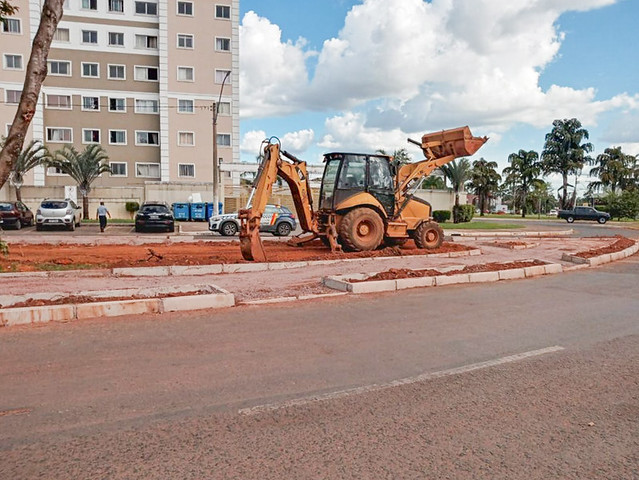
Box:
[0,0,239,194]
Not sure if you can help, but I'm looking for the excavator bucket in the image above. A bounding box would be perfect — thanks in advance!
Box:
[420,126,487,160]
[239,208,267,262]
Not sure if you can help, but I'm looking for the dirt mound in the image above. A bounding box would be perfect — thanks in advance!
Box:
[0,239,472,273]
[574,236,635,258]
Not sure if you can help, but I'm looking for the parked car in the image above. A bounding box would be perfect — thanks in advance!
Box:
[208,204,297,236]
[35,199,82,231]
[548,209,558,216]
[0,201,34,230]
[558,206,610,224]
[135,201,175,233]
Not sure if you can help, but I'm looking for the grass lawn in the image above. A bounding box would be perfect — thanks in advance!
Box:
[441,221,525,230]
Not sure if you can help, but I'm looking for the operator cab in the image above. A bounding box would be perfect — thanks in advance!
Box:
[319,152,395,216]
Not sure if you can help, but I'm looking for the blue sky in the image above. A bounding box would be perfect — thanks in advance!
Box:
[238,0,639,193]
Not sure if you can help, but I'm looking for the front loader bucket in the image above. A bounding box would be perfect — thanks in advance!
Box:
[238,208,267,262]
[420,126,487,160]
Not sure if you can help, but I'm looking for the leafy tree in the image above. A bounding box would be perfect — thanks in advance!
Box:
[48,144,110,219]
[541,118,593,210]
[0,0,64,191]
[604,190,639,220]
[502,149,542,217]
[439,158,471,222]
[468,158,501,216]
[376,148,411,165]
[8,140,51,202]
[421,175,446,190]
[528,181,557,215]
[588,146,638,194]
[0,1,18,21]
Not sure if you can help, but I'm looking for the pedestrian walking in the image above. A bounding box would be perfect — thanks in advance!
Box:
[96,201,111,232]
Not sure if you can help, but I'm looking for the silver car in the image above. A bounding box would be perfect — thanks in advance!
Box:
[36,199,82,231]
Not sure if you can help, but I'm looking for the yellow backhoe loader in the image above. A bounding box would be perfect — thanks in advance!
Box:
[239,126,488,262]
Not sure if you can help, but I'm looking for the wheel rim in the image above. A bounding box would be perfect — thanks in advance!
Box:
[423,228,440,247]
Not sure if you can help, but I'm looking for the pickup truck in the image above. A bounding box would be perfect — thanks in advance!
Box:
[558,206,610,224]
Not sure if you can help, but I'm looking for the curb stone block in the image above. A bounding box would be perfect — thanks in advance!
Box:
[169,265,223,276]
[241,297,297,305]
[163,293,235,311]
[76,299,161,319]
[524,265,546,277]
[112,266,170,277]
[543,264,563,275]
[498,269,526,280]
[322,277,350,292]
[222,263,268,274]
[396,276,435,290]
[349,279,396,294]
[1,305,75,326]
[434,273,470,286]
[297,292,348,300]
[268,261,309,271]
[468,271,500,283]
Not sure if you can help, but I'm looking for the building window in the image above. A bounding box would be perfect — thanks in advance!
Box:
[135,99,159,114]
[177,1,193,15]
[216,134,231,147]
[5,90,21,104]
[216,5,230,18]
[46,94,72,109]
[82,62,99,78]
[215,37,230,52]
[135,34,157,49]
[215,69,231,84]
[134,66,158,81]
[82,129,100,144]
[48,60,71,76]
[177,66,194,82]
[177,34,193,49]
[178,164,195,177]
[217,102,231,115]
[178,99,194,113]
[109,97,126,112]
[82,30,98,44]
[47,127,73,143]
[110,162,127,176]
[82,96,100,111]
[135,131,159,146]
[109,131,127,145]
[2,18,21,34]
[4,54,23,70]
[178,132,194,146]
[82,0,97,10]
[108,0,124,13]
[136,163,161,178]
[53,28,70,42]
[108,32,124,46]
[135,1,157,15]
[108,64,126,80]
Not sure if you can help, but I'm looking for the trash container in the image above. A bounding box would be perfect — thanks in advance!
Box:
[206,202,224,219]
[190,202,206,221]
[172,202,190,221]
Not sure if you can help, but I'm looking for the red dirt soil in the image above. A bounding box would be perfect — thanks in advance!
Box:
[0,240,472,272]
[574,236,635,258]
[356,260,547,282]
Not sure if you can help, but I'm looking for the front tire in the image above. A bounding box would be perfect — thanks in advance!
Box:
[36,224,43,231]
[566,216,574,223]
[598,217,607,224]
[338,207,384,252]
[413,222,444,249]
[14,219,22,230]
[68,221,75,231]
[220,221,238,236]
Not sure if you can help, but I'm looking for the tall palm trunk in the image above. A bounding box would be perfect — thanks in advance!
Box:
[83,195,90,220]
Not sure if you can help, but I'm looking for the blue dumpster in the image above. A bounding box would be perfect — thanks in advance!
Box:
[190,202,207,221]
[172,202,190,221]
[206,202,224,219]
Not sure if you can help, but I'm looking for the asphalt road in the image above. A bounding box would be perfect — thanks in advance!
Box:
[1,254,638,478]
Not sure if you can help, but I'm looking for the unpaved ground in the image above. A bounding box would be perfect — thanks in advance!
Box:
[0,236,634,304]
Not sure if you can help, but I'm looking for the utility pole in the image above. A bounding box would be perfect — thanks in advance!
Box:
[212,70,231,214]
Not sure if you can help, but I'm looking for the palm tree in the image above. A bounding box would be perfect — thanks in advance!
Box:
[502,149,542,218]
[439,158,471,222]
[48,144,110,219]
[8,140,51,202]
[541,118,593,210]
[588,146,638,194]
[376,148,411,165]
[468,158,501,216]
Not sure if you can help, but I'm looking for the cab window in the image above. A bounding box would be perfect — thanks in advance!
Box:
[337,155,366,189]
[368,156,393,190]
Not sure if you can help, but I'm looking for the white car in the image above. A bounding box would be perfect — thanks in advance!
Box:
[35,199,82,231]
[208,205,297,236]
[548,209,558,216]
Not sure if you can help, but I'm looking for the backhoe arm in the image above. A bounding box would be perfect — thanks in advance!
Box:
[238,139,318,262]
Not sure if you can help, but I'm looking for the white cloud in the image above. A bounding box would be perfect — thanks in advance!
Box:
[281,129,315,153]
[240,129,267,156]
[240,0,629,134]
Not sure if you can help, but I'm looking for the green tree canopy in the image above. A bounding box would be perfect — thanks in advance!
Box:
[9,140,51,202]
[468,158,501,216]
[502,149,542,217]
[588,146,638,194]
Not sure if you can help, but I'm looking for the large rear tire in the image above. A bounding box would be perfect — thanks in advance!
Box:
[413,222,444,249]
[338,208,384,252]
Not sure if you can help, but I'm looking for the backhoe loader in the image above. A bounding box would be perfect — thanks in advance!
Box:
[238,126,487,262]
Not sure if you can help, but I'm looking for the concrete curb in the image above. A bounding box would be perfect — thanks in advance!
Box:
[561,241,639,266]
[322,261,565,294]
[447,229,573,238]
[239,291,348,306]
[0,285,234,327]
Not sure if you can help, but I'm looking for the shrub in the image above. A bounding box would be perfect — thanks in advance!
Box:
[433,210,451,223]
[453,204,474,223]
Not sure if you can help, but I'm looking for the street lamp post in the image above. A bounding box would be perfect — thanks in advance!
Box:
[212,70,231,215]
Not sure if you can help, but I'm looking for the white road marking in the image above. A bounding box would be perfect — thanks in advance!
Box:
[239,346,565,416]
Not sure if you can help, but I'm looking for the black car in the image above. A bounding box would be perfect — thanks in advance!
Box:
[558,206,610,224]
[135,202,175,233]
[0,201,34,230]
